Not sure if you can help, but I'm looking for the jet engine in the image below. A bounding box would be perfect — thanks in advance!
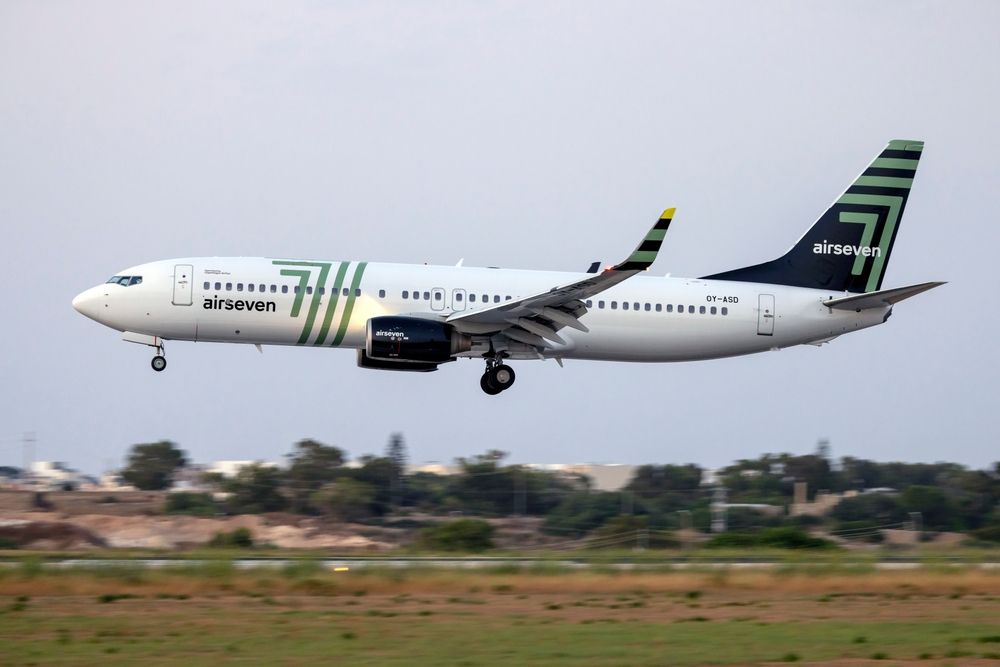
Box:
[366,316,472,363]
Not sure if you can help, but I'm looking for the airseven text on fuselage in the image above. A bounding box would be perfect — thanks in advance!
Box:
[202,297,277,312]
[812,241,882,257]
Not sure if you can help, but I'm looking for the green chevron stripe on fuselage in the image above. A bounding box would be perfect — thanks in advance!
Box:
[331,262,368,347]
[273,260,332,345]
[278,269,311,318]
[313,261,350,346]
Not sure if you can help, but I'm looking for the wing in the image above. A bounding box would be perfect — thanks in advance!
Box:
[446,208,675,347]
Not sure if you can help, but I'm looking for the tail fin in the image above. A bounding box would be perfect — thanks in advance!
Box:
[703,140,924,293]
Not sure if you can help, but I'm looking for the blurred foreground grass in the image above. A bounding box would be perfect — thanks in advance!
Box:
[1,559,999,665]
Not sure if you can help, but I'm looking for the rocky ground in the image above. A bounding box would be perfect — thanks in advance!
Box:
[0,490,560,551]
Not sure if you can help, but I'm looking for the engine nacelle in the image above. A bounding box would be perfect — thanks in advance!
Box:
[357,350,440,372]
[366,316,472,363]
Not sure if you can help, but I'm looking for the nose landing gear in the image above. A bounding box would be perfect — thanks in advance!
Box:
[150,341,166,372]
[481,358,515,395]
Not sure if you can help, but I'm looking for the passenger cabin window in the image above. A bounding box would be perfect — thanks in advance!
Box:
[721,307,728,315]
[455,292,463,302]
[355,288,361,297]
[259,284,265,292]
[379,289,386,298]
[688,305,695,314]
[493,295,500,303]
[666,304,673,313]
[237,283,244,292]
[215,282,222,290]
[226,282,233,291]
[623,302,629,310]
[248,284,255,292]
[469,294,476,303]
[433,292,442,302]
[710,306,717,314]
[281,285,288,294]
[319,287,325,295]
[598,300,605,309]
[203,282,210,290]
[342,288,349,297]
[270,285,277,293]
[655,304,661,312]
[611,301,618,310]
[306,286,313,295]
[402,290,409,298]
[585,300,592,307]
[699,306,706,314]
[633,302,639,310]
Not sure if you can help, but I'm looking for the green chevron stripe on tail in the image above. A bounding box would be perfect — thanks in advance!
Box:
[614,207,675,272]
[703,140,923,294]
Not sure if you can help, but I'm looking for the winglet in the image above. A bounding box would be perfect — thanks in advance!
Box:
[613,207,675,272]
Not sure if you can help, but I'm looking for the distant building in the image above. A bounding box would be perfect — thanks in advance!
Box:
[97,472,136,492]
[405,462,637,491]
[206,460,280,478]
[28,461,89,490]
[526,464,637,492]
[407,463,459,476]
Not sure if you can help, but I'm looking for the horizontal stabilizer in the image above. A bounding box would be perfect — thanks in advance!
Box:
[823,281,945,311]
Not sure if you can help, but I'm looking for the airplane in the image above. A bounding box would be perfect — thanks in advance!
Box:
[73,140,943,395]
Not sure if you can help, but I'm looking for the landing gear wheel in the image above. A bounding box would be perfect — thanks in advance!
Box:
[491,364,516,391]
[480,373,502,395]
[151,355,167,372]
[480,362,515,395]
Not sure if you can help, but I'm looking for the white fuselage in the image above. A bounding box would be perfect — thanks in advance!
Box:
[72,257,889,363]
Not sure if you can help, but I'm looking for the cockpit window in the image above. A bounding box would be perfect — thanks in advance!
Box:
[106,275,142,287]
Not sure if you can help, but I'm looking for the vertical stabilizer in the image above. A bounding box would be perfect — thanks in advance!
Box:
[704,140,923,293]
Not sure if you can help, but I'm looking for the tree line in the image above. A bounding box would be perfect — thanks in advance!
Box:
[120,438,1000,543]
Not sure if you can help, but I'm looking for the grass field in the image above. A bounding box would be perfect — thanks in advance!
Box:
[1,561,1000,665]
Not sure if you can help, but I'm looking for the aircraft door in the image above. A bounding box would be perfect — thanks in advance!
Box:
[451,288,467,312]
[430,287,446,312]
[757,294,775,336]
[172,264,193,306]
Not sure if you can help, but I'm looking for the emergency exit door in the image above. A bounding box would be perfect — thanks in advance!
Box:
[757,294,775,336]
[172,264,193,306]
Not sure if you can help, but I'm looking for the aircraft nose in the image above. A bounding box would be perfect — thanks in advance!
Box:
[72,286,105,321]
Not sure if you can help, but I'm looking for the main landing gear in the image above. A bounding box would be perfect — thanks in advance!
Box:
[481,358,515,395]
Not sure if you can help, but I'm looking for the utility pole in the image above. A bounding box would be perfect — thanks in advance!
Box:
[909,512,923,542]
[677,510,692,550]
[637,528,648,551]
[514,469,526,516]
[22,432,35,481]
[621,490,633,516]
[711,485,727,533]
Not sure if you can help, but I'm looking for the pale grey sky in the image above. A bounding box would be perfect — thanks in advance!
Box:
[1,1,997,474]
